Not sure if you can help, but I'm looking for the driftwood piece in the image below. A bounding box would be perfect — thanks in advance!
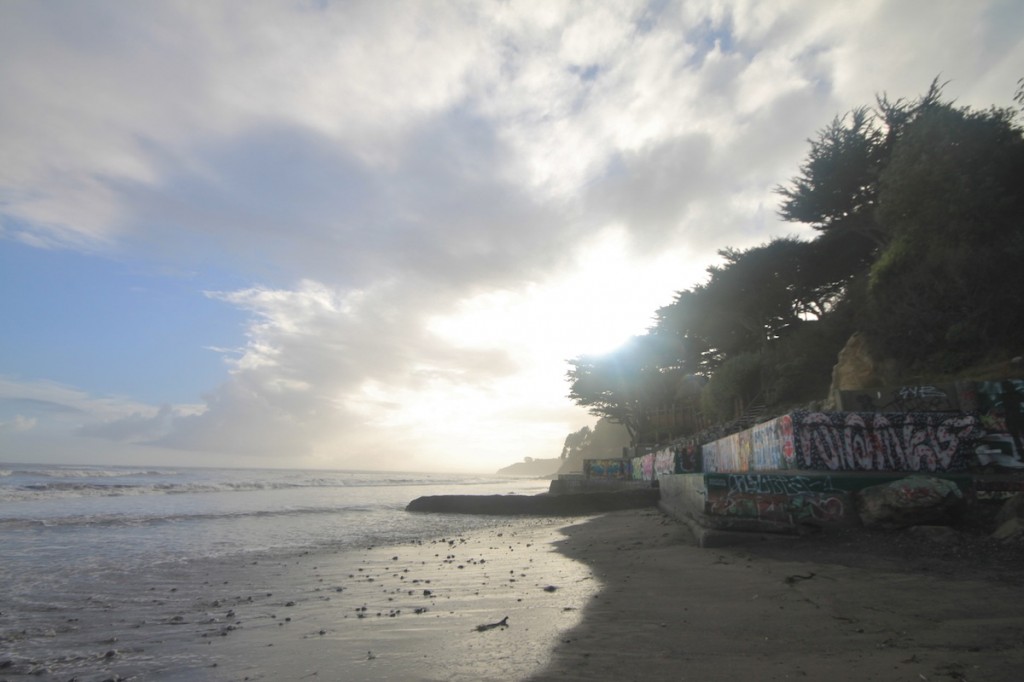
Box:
[475,616,509,632]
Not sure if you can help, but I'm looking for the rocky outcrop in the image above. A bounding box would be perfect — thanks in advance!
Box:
[827,333,881,405]
[855,475,965,529]
[992,493,1024,542]
[496,457,562,478]
[406,489,660,515]
[992,517,1024,542]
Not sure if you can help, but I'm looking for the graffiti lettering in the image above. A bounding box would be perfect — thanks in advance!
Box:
[749,416,795,471]
[706,490,847,525]
[795,412,978,473]
[727,474,840,495]
[799,412,844,469]
[654,449,675,476]
[584,459,629,479]
[838,385,959,412]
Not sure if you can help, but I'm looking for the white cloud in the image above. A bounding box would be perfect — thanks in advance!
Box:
[0,415,37,434]
[2,1,1022,470]
[0,377,156,421]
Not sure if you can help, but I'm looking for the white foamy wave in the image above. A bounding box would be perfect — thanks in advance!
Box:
[15,468,177,478]
[0,504,380,531]
[0,464,550,506]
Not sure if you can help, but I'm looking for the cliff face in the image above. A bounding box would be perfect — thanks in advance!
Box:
[494,419,631,478]
[557,419,631,475]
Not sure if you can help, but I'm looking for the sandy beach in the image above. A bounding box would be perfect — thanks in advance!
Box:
[6,508,1024,681]
[531,510,1024,682]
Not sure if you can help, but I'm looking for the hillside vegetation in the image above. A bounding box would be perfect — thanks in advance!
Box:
[565,79,1024,448]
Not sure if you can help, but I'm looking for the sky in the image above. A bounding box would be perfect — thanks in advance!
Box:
[1,1,1022,473]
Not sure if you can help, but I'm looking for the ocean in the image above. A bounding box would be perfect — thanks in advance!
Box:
[0,464,556,679]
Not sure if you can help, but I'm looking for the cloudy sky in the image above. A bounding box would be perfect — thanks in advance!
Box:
[1,1,1021,473]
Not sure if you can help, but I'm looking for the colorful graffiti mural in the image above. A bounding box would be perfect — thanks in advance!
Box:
[704,411,981,474]
[630,455,646,481]
[726,473,841,496]
[677,442,702,472]
[705,414,795,473]
[653,449,675,476]
[750,415,795,470]
[584,458,630,479]
[703,473,849,526]
[705,492,848,526]
[618,444,702,482]
[692,471,976,530]
[702,432,749,473]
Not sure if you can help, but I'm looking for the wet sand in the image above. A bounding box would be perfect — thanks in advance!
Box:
[201,517,600,681]
[0,515,599,681]
[6,509,1024,681]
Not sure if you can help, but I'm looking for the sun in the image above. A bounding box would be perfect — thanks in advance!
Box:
[428,226,704,360]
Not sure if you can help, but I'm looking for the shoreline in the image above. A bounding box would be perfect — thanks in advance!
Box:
[7,508,1024,680]
[203,515,601,681]
[0,514,603,681]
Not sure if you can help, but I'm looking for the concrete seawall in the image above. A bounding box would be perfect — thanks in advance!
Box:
[406,489,660,515]
[548,476,654,495]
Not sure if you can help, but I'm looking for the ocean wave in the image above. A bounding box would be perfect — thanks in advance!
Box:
[0,504,386,530]
[3,478,439,497]
[0,471,543,503]
[8,468,178,478]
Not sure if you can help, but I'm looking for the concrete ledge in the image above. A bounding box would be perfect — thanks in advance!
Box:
[668,507,800,548]
[548,477,654,495]
[406,489,660,515]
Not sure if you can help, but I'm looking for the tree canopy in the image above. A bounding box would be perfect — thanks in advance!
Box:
[566,80,1024,446]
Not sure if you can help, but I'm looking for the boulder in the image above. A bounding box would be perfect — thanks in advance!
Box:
[992,517,1024,542]
[855,476,965,529]
[828,333,881,402]
[994,492,1024,527]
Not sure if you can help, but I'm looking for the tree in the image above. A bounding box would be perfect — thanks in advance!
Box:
[699,351,763,423]
[653,237,857,371]
[652,288,717,374]
[776,106,888,247]
[776,79,948,255]
[560,426,591,459]
[775,77,1024,370]
[566,335,683,445]
[565,79,1024,442]
[865,99,1024,366]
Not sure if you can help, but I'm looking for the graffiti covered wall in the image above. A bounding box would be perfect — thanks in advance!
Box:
[703,473,853,527]
[661,471,975,533]
[794,411,979,472]
[704,411,981,474]
[584,458,631,479]
[624,442,703,482]
[962,380,1024,469]
[837,384,960,412]
[750,415,795,470]
[704,415,796,473]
